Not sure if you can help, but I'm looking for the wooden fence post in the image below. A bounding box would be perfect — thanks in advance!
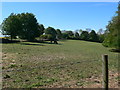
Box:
[102,54,108,89]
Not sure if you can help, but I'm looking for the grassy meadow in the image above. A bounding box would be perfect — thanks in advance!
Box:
[2,40,118,88]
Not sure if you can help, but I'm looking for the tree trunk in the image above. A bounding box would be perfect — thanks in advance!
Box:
[54,40,58,44]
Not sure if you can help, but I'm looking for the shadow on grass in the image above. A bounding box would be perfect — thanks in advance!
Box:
[0,38,20,44]
[30,40,62,45]
[59,39,68,42]
[20,43,45,46]
[1,38,62,45]
[41,41,62,45]
[109,49,120,53]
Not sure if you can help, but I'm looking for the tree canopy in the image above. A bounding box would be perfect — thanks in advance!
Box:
[66,31,74,38]
[44,27,57,38]
[103,3,120,51]
[2,13,21,40]
[80,31,89,40]
[2,13,43,41]
[56,29,62,39]
[38,24,45,35]
[74,32,79,39]
[89,30,99,42]
[18,13,41,41]
[44,27,58,44]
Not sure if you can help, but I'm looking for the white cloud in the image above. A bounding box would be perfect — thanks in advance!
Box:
[0,0,119,2]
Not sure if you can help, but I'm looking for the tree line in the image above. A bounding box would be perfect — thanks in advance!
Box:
[1,3,120,51]
[1,12,105,44]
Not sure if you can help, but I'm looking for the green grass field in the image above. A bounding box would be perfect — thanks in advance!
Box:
[2,40,118,88]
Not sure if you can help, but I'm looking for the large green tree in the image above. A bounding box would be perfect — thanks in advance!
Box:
[2,13,21,40]
[103,3,120,51]
[89,30,99,42]
[18,13,40,41]
[2,13,43,41]
[80,31,89,40]
[44,27,58,44]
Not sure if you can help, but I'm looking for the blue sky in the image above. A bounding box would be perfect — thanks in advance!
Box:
[1,0,119,2]
[1,2,118,32]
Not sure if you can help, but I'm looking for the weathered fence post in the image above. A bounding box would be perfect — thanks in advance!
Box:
[102,54,108,90]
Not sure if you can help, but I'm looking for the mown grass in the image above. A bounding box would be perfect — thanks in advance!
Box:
[2,40,118,88]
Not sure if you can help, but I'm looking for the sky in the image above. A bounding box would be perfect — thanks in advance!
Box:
[1,0,119,2]
[0,2,118,36]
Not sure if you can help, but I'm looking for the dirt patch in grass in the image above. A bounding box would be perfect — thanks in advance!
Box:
[2,40,118,88]
[83,71,118,88]
[33,71,118,88]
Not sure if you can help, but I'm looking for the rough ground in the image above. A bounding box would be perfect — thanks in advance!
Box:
[1,40,119,88]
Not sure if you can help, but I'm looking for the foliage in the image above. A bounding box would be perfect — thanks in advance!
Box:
[89,30,99,42]
[103,3,120,50]
[1,12,103,43]
[40,34,53,40]
[65,31,74,38]
[80,31,89,40]
[103,16,117,47]
[44,27,58,44]
[40,34,49,40]
[38,24,45,35]
[62,33,69,39]
[1,13,21,40]
[98,34,105,43]
[2,13,43,41]
[74,32,80,39]
[18,13,41,41]
[56,29,62,39]
[45,27,57,38]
